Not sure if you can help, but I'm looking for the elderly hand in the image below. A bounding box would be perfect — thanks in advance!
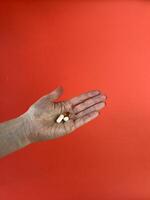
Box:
[25,86,107,143]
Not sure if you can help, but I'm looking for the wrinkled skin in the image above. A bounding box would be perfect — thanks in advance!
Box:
[25,86,107,143]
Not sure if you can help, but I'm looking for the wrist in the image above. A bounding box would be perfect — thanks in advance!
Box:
[18,112,33,146]
[0,113,32,158]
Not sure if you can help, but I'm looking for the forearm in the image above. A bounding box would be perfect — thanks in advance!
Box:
[0,113,31,158]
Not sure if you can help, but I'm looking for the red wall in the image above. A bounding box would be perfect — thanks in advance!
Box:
[1,1,150,199]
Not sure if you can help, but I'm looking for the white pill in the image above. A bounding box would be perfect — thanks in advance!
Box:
[56,114,64,123]
[63,116,69,122]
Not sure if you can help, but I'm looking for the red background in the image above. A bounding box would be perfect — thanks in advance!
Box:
[0,1,150,199]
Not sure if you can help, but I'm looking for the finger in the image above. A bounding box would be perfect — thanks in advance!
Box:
[42,86,64,102]
[73,94,106,114]
[75,101,105,118]
[69,90,101,106]
[74,111,99,129]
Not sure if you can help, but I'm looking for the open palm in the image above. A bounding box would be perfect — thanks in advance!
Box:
[26,87,107,143]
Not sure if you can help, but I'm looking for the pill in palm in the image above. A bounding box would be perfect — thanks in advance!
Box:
[63,116,69,122]
[56,114,64,123]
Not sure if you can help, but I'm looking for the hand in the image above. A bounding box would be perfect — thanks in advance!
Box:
[24,86,107,143]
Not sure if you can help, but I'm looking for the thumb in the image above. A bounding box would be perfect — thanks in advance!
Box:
[47,86,64,101]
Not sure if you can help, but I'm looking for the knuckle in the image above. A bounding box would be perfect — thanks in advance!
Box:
[95,97,101,102]
[85,99,93,105]
[89,106,94,112]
